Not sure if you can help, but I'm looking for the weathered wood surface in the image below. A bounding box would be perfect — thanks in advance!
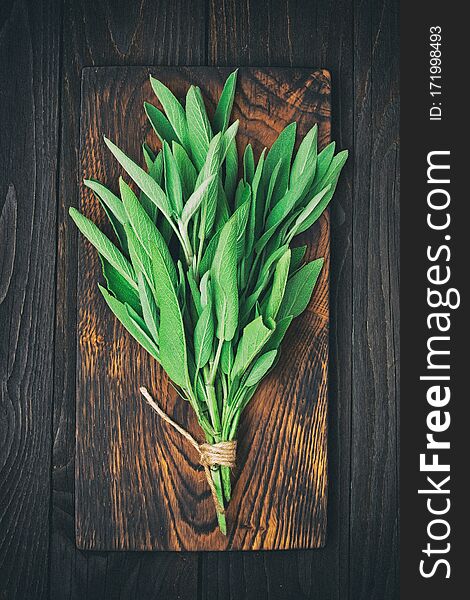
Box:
[76,67,331,551]
[0,1,60,598]
[0,0,399,597]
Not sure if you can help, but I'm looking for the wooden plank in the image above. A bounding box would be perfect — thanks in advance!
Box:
[51,1,205,598]
[75,66,331,551]
[0,0,61,598]
[350,0,400,597]
[204,0,354,597]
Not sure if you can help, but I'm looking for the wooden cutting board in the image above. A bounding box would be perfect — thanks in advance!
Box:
[76,67,331,551]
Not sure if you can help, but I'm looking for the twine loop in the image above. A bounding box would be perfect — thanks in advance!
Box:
[140,387,236,516]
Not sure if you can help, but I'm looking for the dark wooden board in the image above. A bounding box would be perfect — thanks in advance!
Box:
[0,1,60,598]
[75,66,331,551]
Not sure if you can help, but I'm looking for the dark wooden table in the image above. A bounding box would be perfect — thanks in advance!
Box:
[0,1,399,598]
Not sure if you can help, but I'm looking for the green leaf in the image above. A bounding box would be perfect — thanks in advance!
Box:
[220,121,239,162]
[194,298,214,369]
[221,340,234,375]
[290,124,318,185]
[261,122,296,205]
[212,216,239,341]
[197,133,222,237]
[246,148,266,256]
[242,245,288,323]
[163,141,183,215]
[172,141,197,200]
[213,69,238,133]
[142,143,155,170]
[286,184,331,241]
[311,141,336,188]
[139,153,163,221]
[186,85,213,170]
[311,149,348,195]
[199,271,211,307]
[84,179,128,251]
[231,316,273,380]
[144,102,179,145]
[149,77,190,150]
[224,138,238,205]
[233,198,251,259]
[289,245,307,274]
[137,271,159,343]
[180,175,216,228]
[263,158,282,220]
[84,179,127,225]
[263,315,293,352]
[104,137,172,220]
[69,207,136,288]
[99,255,141,314]
[125,224,154,290]
[243,144,255,183]
[245,350,277,387]
[278,258,324,320]
[265,249,291,320]
[119,178,178,289]
[99,285,159,361]
[151,244,190,389]
[264,166,316,232]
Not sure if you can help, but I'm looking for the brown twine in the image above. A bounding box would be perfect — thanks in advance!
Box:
[140,387,236,516]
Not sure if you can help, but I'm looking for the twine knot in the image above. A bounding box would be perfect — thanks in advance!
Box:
[140,387,236,516]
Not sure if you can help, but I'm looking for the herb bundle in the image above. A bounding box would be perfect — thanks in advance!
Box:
[70,70,347,534]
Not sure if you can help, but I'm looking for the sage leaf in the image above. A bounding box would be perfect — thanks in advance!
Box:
[221,340,234,375]
[261,122,296,205]
[142,143,155,170]
[144,102,179,145]
[119,178,177,289]
[99,284,159,361]
[197,133,222,237]
[172,141,197,200]
[84,179,127,225]
[104,137,172,220]
[163,141,183,215]
[224,139,238,205]
[69,207,136,288]
[212,216,238,341]
[232,316,273,380]
[245,350,277,387]
[289,245,307,274]
[180,175,216,228]
[213,69,238,133]
[194,298,214,369]
[150,76,190,151]
[290,124,318,185]
[278,258,324,320]
[265,249,291,320]
[125,224,154,291]
[186,85,213,170]
[151,244,190,389]
[100,255,141,315]
[137,271,159,343]
[286,184,331,241]
[263,315,293,352]
[243,144,255,183]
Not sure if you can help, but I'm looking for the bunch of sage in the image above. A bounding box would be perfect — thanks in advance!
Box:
[70,70,347,534]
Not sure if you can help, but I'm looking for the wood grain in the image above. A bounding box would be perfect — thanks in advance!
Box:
[349,1,400,597]
[75,66,331,551]
[0,1,60,598]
